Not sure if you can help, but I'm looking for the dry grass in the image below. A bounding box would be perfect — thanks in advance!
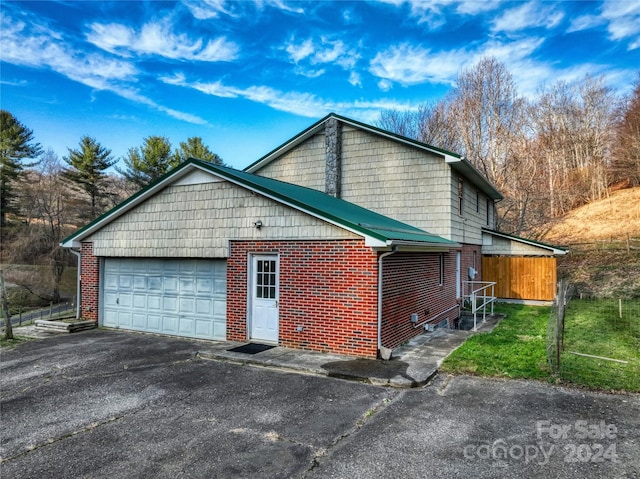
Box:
[544,187,640,244]
[542,187,640,298]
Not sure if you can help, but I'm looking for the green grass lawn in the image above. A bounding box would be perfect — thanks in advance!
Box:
[441,302,640,392]
[560,299,640,392]
[441,304,551,380]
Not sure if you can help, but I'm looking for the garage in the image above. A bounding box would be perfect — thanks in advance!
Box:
[102,258,226,340]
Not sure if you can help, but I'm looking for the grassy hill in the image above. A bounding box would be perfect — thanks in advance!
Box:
[542,187,640,298]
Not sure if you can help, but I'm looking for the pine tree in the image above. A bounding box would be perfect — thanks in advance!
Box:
[63,136,116,219]
[174,137,223,164]
[0,110,42,226]
[118,136,178,189]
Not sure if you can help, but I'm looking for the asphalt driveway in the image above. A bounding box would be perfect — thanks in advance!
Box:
[1,330,639,478]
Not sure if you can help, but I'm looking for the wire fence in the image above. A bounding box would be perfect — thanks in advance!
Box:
[547,282,640,391]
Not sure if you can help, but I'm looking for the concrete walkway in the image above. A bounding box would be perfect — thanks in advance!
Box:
[13,315,503,388]
[196,314,503,388]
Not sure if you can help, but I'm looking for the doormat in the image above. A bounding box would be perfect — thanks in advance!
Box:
[227,343,275,354]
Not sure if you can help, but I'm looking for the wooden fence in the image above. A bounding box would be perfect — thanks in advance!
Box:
[482,256,557,301]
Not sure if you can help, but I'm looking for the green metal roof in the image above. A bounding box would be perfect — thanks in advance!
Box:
[62,158,458,249]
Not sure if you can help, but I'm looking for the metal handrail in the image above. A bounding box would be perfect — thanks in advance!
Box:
[462,281,496,330]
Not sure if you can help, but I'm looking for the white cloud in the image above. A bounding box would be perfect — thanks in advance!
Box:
[492,1,564,32]
[567,14,603,33]
[349,71,362,88]
[369,43,463,87]
[455,0,502,15]
[258,0,305,15]
[159,72,413,121]
[283,36,359,79]
[287,37,358,67]
[294,67,326,78]
[1,15,136,88]
[377,0,500,29]
[87,19,239,62]
[185,0,304,19]
[601,0,640,48]
[0,12,206,125]
[377,79,393,92]
[184,0,237,19]
[285,38,314,62]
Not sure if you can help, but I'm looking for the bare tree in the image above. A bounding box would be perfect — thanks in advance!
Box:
[612,77,640,186]
[529,76,616,216]
[448,57,527,191]
[14,150,75,302]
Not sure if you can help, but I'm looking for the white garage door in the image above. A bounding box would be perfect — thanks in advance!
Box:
[102,258,226,340]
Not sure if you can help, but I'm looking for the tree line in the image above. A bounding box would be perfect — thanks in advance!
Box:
[377,57,640,238]
[0,110,222,303]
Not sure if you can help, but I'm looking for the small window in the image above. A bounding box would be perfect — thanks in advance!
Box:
[439,253,444,286]
[458,178,464,215]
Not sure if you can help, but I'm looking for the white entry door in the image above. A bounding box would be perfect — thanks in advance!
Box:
[250,255,279,343]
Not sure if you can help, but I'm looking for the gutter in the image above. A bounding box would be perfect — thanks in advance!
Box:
[377,246,398,359]
[69,248,81,320]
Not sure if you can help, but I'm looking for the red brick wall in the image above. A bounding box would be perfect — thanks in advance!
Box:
[80,242,100,321]
[227,239,379,358]
[381,251,459,349]
[460,243,482,294]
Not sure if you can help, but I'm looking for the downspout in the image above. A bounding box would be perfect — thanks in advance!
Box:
[377,246,398,359]
[69,248,81,320]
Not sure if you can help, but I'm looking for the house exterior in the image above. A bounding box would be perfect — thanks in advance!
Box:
[62,160,460,358]
[62,113,564,358]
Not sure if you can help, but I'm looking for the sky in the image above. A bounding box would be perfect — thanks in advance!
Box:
[1,1,639,171]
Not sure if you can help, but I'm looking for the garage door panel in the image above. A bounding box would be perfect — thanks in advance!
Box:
[148,277,162,291]
[195,319,211,336]
[179,318,195,335]
[213,322,226,338]
[179,297,195,314]
[104,274,119,289]
[163,297,177,313]
[103,309,118,327]
[133,294,146,308]
[147,315,161,331]
[102,258,226,340]
[118,294,132,308]
[197,278,213,294]
[214,300,226,317]
[196,299,212,315]
[132,313,147,329]
[180,277,195,294]
[117,311,132,328]
[133,275,147,290]
[104,291,119,307]
[162,316,178,333]
[148,295,162,310]
[163,277,178,293]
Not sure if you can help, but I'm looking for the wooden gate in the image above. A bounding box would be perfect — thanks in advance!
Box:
[482,256,557,301]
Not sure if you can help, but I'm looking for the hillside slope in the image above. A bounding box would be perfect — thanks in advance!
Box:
[544,187,640,244]
[542,187,640,297]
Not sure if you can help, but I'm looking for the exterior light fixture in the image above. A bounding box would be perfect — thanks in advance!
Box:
[254,220,263,230]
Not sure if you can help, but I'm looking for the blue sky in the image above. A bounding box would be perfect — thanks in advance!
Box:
[1,1,639,171]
